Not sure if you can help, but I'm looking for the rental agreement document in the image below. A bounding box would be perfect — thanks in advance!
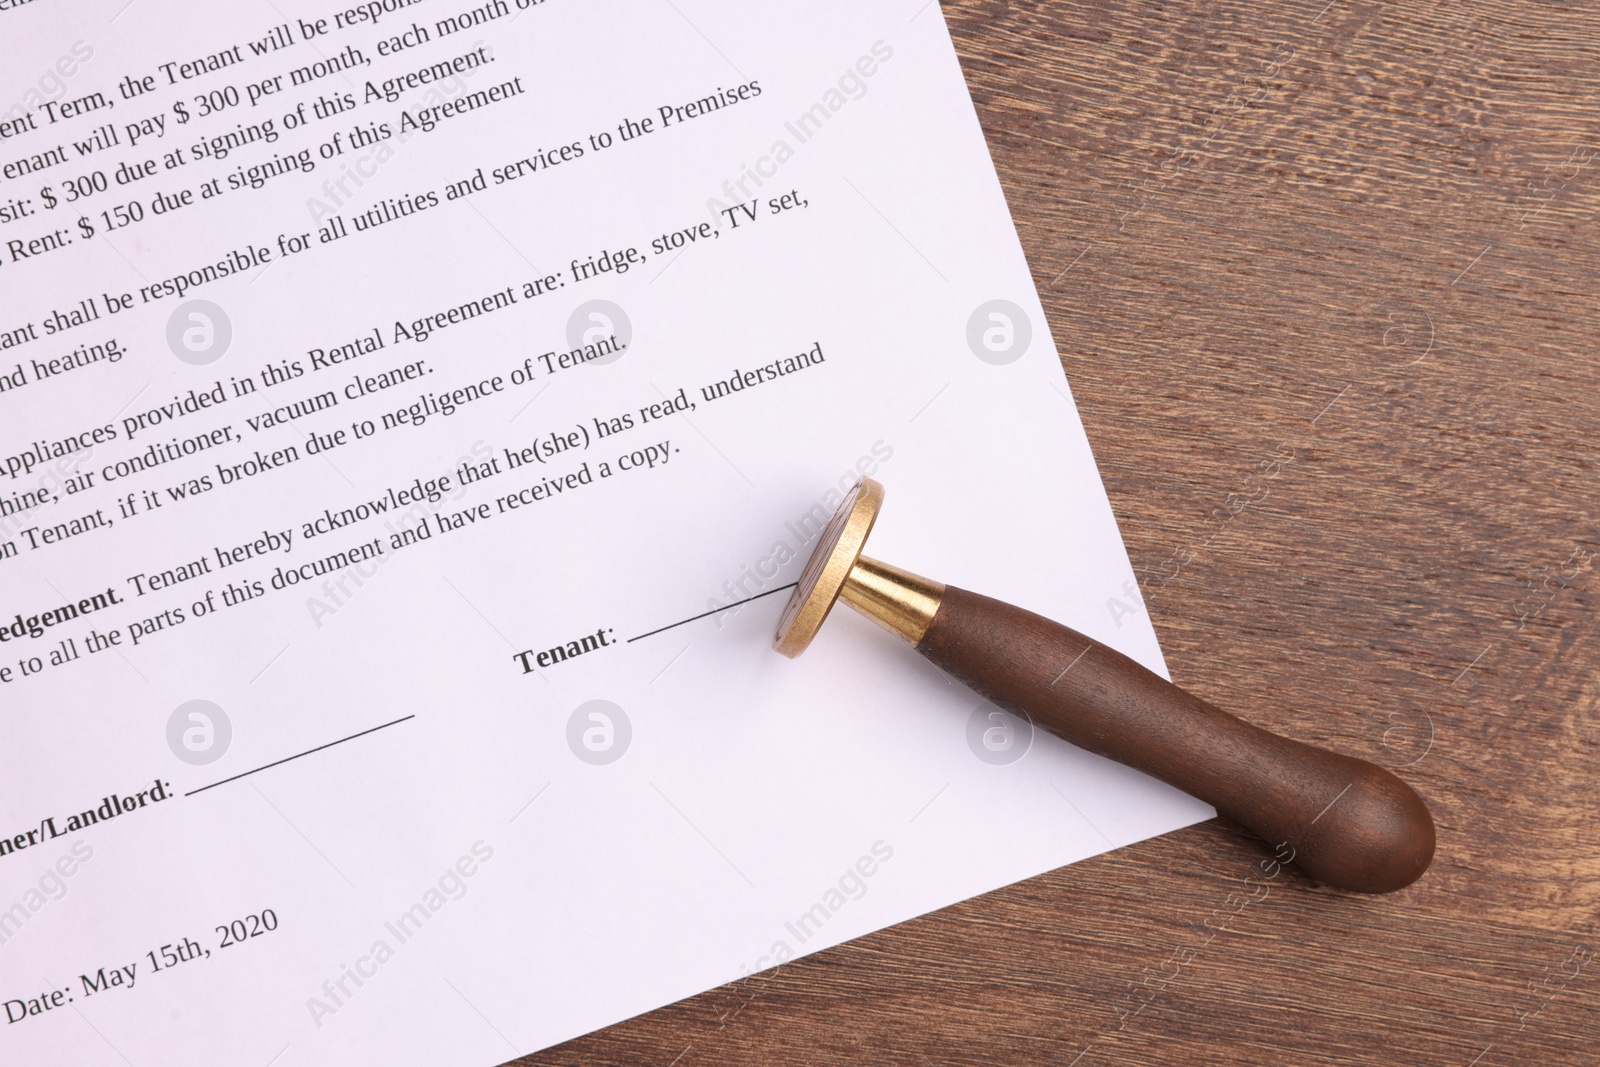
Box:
[0,1,1212,1062]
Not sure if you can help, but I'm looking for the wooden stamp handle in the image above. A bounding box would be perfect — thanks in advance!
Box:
[916,587,1435,893]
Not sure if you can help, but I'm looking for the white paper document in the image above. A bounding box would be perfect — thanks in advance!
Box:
[0,1,1212,1062]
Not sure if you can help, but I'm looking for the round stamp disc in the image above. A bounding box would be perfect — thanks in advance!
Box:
[773,477,884,658]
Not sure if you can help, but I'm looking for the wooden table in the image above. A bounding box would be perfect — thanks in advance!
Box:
[525,1,1600,1062]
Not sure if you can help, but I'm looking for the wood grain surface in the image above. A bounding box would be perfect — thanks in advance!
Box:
[522,1,1600,1063]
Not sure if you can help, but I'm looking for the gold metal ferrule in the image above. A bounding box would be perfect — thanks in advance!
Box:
[839,556,945,645]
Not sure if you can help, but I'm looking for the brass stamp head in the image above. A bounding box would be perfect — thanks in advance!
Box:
[774,478,884,657]
[774,478,945,658]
